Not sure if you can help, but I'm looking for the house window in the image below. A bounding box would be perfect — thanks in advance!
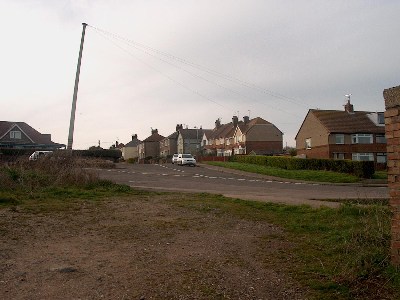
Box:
[376,134,386,144]
[377,153,387,164]
[334,153,345,160]
[305,138,311,149]
[10,131,21,139]
[378,113,385,125]
[335,134,344,144]
[352,153,374,161]
[226,138,230,145]
[351,134,373,144]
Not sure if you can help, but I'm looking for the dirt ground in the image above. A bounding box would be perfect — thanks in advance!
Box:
[0,194,306,299]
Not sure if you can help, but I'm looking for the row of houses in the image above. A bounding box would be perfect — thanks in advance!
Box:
[1,99,387,165]
[121,100,387,165]
[121,115,284,162]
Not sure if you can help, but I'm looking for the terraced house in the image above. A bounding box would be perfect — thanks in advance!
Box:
[203,116,283,156]
[295,100,387,166]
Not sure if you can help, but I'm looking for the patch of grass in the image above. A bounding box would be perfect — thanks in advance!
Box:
[372,170,388,180]
[205,161,360,183]
[172,194,399,299]
[315,198,389,205]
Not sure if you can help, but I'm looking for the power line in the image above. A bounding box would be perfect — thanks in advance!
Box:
[88,24,308,109]
[88,25,301,118]
[89,25,229,110]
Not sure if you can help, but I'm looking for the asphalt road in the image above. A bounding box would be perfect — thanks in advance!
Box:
[96,163,388,208]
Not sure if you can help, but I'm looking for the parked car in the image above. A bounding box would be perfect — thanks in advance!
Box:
[29,150,53,161]
[172,153,179,164]
[177,153,196,166]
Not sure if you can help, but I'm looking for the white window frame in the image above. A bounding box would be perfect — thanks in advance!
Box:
[305,138,311,149]
[351,134,373,144]
[352,153,374,161]
[335,134,344,144]
[10,131,21,139]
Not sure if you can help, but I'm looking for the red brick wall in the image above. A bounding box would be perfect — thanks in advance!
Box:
[297,145,329,159]
[245,141,282,155]
[384,85,400,266]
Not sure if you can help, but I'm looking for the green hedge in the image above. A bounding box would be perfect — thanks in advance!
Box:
[72,149,122,160]
[231,155,375,178]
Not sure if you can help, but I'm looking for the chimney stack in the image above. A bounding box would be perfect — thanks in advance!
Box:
[215,119,221,128]
[344,100,354,113]
[243,116,249,124]
[132,134,137,141]
[232,116,238,127]
[151,128,158,135]
[176,124,183,132]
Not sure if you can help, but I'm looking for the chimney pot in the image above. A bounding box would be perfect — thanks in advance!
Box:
[232,116,238,127]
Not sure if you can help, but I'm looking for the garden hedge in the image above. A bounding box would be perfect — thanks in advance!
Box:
[231,155,375,178]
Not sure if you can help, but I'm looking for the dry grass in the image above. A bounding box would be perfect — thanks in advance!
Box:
[0,155,114,192]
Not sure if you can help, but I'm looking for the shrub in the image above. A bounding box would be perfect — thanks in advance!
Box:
[231,155,375,178]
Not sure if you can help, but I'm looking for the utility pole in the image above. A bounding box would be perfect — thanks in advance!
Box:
[67,23,88,150]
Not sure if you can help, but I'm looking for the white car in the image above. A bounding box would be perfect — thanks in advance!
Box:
[177,154,196,166]
[29,150,53,161]
[172,154,179,164]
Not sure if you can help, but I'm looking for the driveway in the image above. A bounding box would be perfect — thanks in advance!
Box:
[96,163,388,208]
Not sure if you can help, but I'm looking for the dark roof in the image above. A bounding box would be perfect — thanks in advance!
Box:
[209,122,235,139]
[143,132,165,142]
[179,129,205,140]
[237,117,273,134]
[125,139,141,147]
[208,117,274,139]
[311,110,385,134]
[0,121,63,146]
[167,131,179,139]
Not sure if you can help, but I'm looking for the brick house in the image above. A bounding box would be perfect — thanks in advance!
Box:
[159,124,181,158]
[121,134,141,160]
[295,100,387,165]
[0,121,64,150]
[177,126,205,155]
[204,116,283,156]
[138,129,165,161]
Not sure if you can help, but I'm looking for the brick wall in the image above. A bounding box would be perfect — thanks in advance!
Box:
[297,144,330,158]
[246,141,283,155]
[383,85,400,266]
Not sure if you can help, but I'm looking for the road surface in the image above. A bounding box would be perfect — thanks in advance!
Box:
[95,163,388,208]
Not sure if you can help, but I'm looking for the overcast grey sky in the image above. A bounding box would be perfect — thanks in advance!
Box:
[1,0,399,149]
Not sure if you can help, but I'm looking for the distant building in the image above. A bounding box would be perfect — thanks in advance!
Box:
[122,134,141,160]
[0,121,64,150]
[204,116,283,156]
[138,129,165,161]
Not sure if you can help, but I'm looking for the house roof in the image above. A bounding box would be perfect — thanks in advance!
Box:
[0,121,63,146]
[179,128,206,140]
[167,131,179,139]
[237,117,274,134]
[208,117,276,140]
[310,109,385,134]
[125,139,141,147]
[143,132,165,142]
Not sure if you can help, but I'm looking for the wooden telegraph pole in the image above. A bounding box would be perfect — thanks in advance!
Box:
[67,23,88,150]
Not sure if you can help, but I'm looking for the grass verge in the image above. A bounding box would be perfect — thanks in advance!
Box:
[172,194,399,299]
[205,161,360,183]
